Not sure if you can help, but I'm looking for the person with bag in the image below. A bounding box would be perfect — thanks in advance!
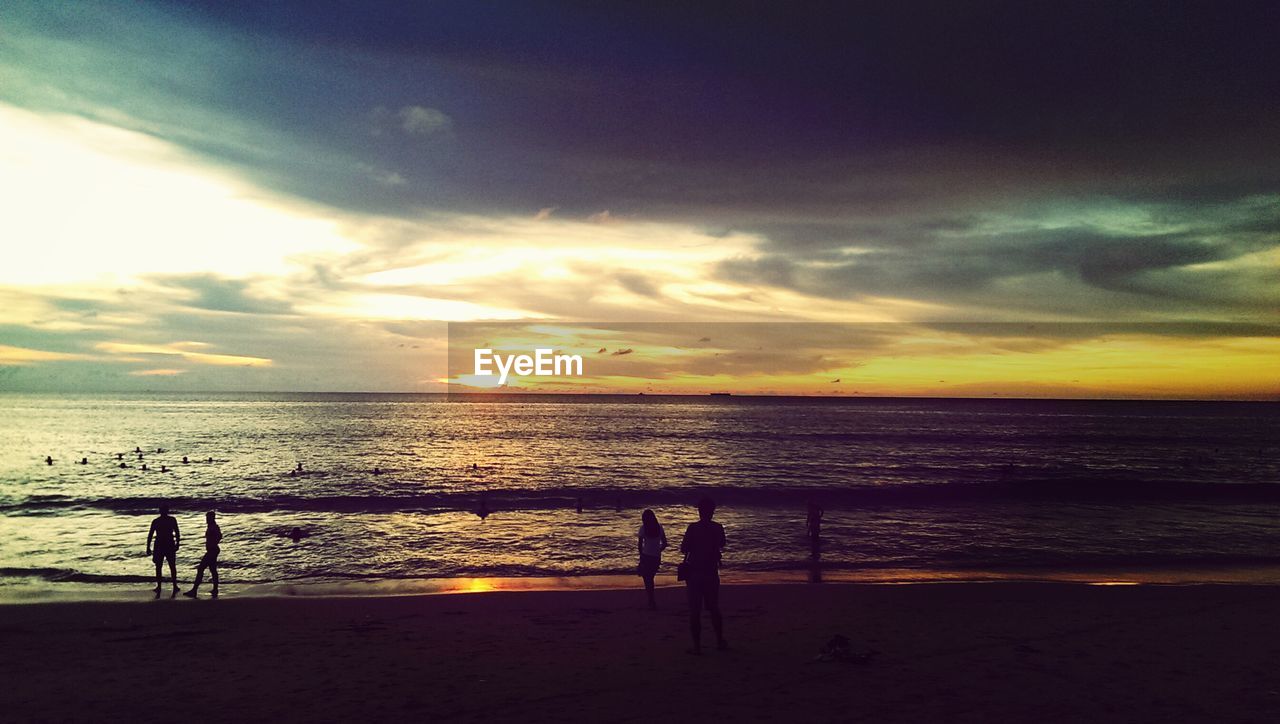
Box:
[679,497,728,654]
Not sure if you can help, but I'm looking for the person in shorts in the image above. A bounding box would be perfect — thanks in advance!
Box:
[146,503,181,598]
[680,497,728,654]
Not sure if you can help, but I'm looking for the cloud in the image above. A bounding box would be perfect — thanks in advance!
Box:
[129,368,185,376]
[96,341,273,367]
[397,105,451,135]
[0,1,1276,395]
[615,272,660,298]
[715,196,1280,317]
[0,344,90,365]
[148,274,293,315]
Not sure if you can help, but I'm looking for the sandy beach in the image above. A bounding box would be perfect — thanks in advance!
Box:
[3,582,1279,722]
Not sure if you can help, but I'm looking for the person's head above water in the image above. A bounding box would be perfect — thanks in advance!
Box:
[697,497,716,521]
[159,502,169,516]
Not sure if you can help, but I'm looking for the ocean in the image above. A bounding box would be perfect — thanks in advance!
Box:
[1,392,1278,597]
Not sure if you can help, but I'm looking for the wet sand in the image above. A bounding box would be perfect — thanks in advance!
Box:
[2,582,1279,722]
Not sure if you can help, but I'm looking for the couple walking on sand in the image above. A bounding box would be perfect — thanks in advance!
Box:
[638,497,728,655]
[145,503,221,599]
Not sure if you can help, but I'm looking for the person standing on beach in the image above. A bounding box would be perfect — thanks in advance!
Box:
[806,501,824,558]
[638,509,668,609]
[680,497,728,654]
[184,511,222,599]
[145,503,181,598]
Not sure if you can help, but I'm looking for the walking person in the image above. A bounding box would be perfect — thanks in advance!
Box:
[145,503,181,598]
[637,509,668,609]
[679,497,727,654]
[184,511,222,599]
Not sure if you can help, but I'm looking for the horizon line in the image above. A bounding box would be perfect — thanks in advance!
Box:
[1,390,1276,403]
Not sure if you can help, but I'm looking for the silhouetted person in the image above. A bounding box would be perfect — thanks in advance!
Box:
[117,453,124,460]
[680,497,727,654]
[206,457,213,463]
[806,501,824,558]
[372,466,381,475]
[135,447,142,453]
[184,511,221,599]
[142,464,148,471]
[79,457,88,465]
[288,527,307,542]
[45,456,53,465]
[160,465,168,473]
[476,493,491,520]
[296,462,303,472]
[146,503,181,598]
[638,509,668,609]
[119,462,128,469]
[182,456,189,464]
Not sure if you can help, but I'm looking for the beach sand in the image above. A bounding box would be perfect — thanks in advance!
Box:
[3,582,1279,722]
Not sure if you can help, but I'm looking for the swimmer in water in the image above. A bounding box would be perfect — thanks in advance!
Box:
[117,453,124,461]
[45,456,53,465]
[287,527,308,542]
[295,462,303,472]
[182,456,189,464]
[207,457,213,463]
[372,466,381,475]
[79,457,88,465]
[160,465,168,473]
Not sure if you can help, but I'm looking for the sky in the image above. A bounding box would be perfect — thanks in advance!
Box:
[0,1,1277,396]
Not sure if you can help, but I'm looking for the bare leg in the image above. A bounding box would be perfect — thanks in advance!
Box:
[210,561,218,596]
[687,583,702,653]
[167,557,178,594]
[153,560,162,597]
[643,574,656,609]
[706,579,726,649]
[189,563,205,593]
[709,604,725,647]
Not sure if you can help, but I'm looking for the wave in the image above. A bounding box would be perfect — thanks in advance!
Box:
[4,475,1280,516]
[0,567,156,584]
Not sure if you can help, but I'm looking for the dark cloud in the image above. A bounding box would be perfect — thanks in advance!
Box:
[717,195,1280,315]
[149,274,293,314]
[7,1,1280,222]
[615,272,659,298]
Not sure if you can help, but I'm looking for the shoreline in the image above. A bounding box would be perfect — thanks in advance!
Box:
[9,563,1280,604]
